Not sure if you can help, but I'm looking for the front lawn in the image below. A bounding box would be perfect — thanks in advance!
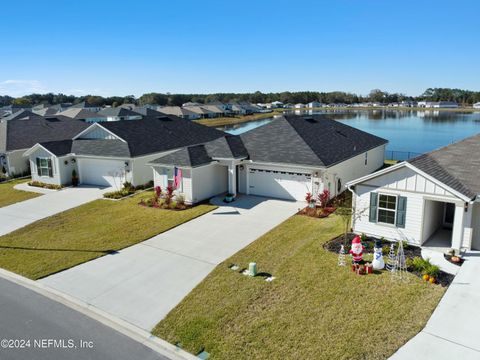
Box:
[153,215,445,360]
[0,179,41,208]
[0,191,216,279]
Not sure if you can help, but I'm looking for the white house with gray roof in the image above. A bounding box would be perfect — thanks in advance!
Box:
[347,134,480,251]
[149,115,387,204]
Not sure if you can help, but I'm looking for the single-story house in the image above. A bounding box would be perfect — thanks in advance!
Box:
[69,101,103,112]
[156,106,201,120]
[97,108,143,122]
[149,115,387,204]
[24,115,225,188]
[0,114,88,176]
[307,101,323,108]
[294,103,305,109]
[473,102,480,109]
[347,134,480,251]
[58,108,108,122]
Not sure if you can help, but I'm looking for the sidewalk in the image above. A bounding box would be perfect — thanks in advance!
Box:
[390,251,480,359]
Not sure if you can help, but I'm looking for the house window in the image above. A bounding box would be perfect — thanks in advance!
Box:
[37,157,53,177]
[377,194,397,225]
[165,167,174,188]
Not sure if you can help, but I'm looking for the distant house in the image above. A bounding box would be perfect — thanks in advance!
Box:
[97,108,143,122]
[0,114,88,176]
[182,102,202,107]
[294,103,305,109]
[23,116,224,188]
[58,108,107,122]
[69,101,102,112]
[423,101,459,108]
[307,101,322,108]
[347,134,480,251]
[201,104,228,117]
[0,105,31,116]
[473,102,480,109]
[184,106,216,119]
[32,107,60,116]
[156,106,200,120]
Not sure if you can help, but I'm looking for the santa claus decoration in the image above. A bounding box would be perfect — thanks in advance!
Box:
[349,235,364,263]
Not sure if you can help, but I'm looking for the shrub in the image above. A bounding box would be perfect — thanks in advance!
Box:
[176,193,185,206]
[410,257,432,273]
[28,181,63,190]
[165,185,175,205]
[318,189,330,208]
[305,192,313,203]
[424,264,440,278]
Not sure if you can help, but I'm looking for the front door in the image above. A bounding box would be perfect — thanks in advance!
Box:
[444,203,455,229]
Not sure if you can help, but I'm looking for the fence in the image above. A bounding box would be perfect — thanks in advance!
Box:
[384,150,421,161]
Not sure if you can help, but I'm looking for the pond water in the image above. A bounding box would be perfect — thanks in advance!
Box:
[219,110,480,158]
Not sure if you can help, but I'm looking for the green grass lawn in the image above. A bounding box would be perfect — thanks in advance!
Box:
[153,214,445,360]
[194,109,283,127]
[0,191,216,279]
[0,179,41,208]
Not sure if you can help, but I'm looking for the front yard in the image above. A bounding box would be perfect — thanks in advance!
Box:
[153,214,445,360]
[0,191,216,279]
[0,179,41,208]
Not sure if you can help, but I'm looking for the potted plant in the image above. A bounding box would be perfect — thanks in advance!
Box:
[224,193,235,203]
[71,170,79,187]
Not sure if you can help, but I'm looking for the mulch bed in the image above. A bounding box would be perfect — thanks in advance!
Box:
[444,254,464,266]
[297,206,336,218]
[324,232,454,287]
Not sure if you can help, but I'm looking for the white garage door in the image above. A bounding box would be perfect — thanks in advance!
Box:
[248,168,311,200]
[78,158,126,188]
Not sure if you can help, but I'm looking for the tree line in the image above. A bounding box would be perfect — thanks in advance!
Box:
[1,88,479,107]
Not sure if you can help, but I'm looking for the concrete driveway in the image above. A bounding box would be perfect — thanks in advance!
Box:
[390,251,480,360]
[0,186,107,236]
[40,195,301,331]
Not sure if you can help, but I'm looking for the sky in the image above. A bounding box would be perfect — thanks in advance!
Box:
[0,0,479,97]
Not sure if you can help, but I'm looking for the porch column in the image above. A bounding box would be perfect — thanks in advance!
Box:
[451,204,465,251]
[228,162,237,196]
[462,203,473,250]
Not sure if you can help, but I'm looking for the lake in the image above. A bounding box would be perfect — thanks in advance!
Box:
[220,110,480,159]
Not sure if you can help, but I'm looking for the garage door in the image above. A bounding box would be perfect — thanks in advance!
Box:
[78,158,126,188]
[248,168,311,200]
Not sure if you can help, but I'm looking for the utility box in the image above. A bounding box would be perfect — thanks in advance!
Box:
[249,262,257,277]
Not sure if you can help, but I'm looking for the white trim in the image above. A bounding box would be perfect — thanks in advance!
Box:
[347,161,472,202]
[377,193,398,226]
[23,143,56,157]
[72,123,127,142]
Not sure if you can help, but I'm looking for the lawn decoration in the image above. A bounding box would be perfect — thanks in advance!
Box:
[391,241,408,281]
[372,239,385,270]
[386,243,396,271]
[349,235,364,263]
[338,245,346,266]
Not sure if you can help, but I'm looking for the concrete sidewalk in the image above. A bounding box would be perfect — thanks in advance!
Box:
[40,195,301,331]
[390,251,480,359]
[0,186,108,236]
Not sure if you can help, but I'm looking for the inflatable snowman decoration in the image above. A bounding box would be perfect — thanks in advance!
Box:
[372,239,385,270]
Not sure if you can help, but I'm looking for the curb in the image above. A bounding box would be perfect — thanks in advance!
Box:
[0,268,197,360]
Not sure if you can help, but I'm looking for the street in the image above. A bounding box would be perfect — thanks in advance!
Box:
[0,277,169,360]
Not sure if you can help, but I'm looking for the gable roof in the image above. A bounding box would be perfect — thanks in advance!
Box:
[40,140,73,156]
[58,108,106,120]
[1,115,89,152]
[240,115,388,167]
[97,115,225,157]
[156,106,198,117]
[2,110,37,121]
[150,145,213,167]
[97,107,141,117]
[407,134,480,199]
[70,101,99,109]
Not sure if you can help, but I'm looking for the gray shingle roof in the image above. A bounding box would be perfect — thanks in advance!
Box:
[40,140,73,156]
[408,134,480,199]
[100,116,225,157]
[150,145,212,167]
[72,139,130,157]
[1,115,89,152]
[240,115,388,167]
[97,107,141,117]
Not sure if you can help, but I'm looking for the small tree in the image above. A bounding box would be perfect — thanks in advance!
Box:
[335,203,366,247]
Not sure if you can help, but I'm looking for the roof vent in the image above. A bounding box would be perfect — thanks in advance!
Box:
[45,116,60,122]
[156,116,171,121]
[304,117,317,123]
[335,130,347,138]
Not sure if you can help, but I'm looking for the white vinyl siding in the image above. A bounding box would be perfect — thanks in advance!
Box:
[28,148,62,186]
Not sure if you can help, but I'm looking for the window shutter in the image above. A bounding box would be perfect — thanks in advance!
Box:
[369,192,378,223]
[47,159,53,177]
[36,158,41,176]
[396,196,407,228]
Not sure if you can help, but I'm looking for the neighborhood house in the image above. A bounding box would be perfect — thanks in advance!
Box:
[150,115,387,204]
[347,134,480,251]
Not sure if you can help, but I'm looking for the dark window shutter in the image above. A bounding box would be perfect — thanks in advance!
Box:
[396,196,407,228]
[47,159,53,177]
[36,158,41,176]
[369,192,378,222]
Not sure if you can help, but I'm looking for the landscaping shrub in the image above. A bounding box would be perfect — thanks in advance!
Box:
[28,181,63,190]
[424,264,440,278]
[103,188,135,199]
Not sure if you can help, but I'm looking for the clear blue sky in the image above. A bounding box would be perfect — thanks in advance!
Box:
[1,0,479,97]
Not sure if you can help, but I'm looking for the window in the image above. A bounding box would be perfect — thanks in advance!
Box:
[36,157,52,177]
[165,167,174,188]
[377,194,397,225]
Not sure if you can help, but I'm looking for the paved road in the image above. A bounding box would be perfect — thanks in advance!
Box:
[41,195,300,330]
[0,277,169,360]
[0,186,107,236]
[390,251,480,360]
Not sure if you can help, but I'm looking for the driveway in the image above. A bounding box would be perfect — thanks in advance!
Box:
[0,186,107,236]
[40,195,301,331]
[390,251,480,359]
